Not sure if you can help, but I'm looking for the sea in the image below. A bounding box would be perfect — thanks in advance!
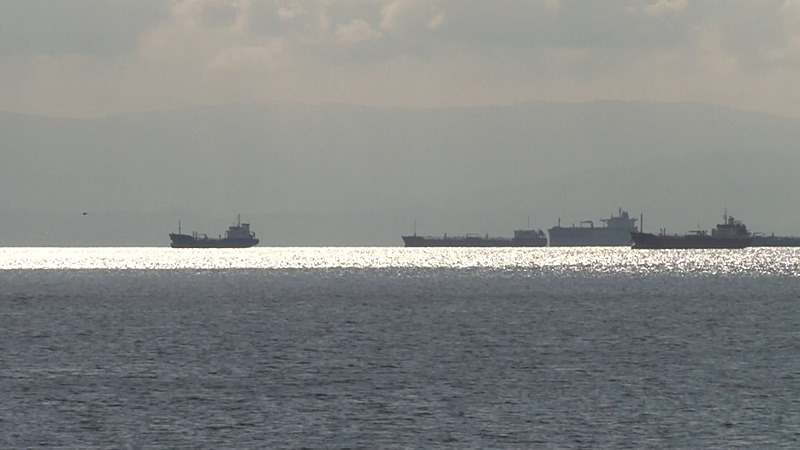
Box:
[1,247,799,448]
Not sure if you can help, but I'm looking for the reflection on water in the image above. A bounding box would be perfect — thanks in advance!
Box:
[2,246,800,447]
[1,247,799,275]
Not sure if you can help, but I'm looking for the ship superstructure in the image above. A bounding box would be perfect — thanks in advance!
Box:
[547,208,639,246]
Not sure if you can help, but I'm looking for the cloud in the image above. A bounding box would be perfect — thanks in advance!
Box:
[644,0,688,17]
[6,1,800,119]
[427,12,445,30]
[380,0,417,31]
[335,19,383,45]
[0,1,171,57]
[762,0,800,65]
[208,41,288,71]
[170,0,249,30]
[379,0,444,36]
[278,1,307,21]
[544,0,561,13]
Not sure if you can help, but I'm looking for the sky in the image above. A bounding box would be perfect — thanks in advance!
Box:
[3,0,800,119]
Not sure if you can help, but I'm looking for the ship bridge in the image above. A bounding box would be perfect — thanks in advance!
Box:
[601,208,638,230]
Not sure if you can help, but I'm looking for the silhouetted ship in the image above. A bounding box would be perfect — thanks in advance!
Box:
[630,212,751,249]
[750,233,800,247]
[402,229,547,247]
[548,209,639,246]
[169,215,259,248]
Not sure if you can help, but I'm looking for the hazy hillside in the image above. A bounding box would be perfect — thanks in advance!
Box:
[1,101,799,245]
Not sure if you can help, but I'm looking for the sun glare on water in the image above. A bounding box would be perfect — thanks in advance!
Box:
[1,247,799,276]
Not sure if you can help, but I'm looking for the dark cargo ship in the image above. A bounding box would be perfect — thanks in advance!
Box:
[402,228,547,247]
[630,212,751,249]
[169,215,259,248]
[547,208,639,246]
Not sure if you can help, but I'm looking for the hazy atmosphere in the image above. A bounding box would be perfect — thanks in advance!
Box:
[2,0,800,245]
[7,4,800,448]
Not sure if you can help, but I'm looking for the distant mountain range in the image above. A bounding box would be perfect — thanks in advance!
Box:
[1,101,799,246]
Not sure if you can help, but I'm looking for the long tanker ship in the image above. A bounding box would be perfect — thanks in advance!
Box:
[630,212,751,249]
[402,228,547,247]
[169,215,259,248]
[547,209,639,246]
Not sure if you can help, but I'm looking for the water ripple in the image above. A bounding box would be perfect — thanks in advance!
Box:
[2,253,800,447]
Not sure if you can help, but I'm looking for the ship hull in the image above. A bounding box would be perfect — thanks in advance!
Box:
[547,227,633,247]
[169,233,259,248]
[630,232,751,249]
[402,236,547,247]
[751,236,800,247]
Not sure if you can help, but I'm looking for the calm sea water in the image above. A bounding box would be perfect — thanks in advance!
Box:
[1,247,800,448]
